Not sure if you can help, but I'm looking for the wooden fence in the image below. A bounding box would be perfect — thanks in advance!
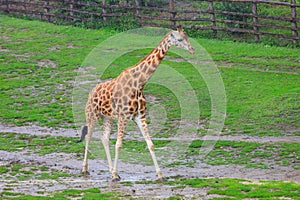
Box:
[1,0,299,44]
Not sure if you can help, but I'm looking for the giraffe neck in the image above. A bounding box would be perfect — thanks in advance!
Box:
[125,32,172,89]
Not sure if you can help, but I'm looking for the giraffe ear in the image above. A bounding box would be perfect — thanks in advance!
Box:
[177,25,183,32]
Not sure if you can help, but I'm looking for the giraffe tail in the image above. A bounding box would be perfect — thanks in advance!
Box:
[77,125,88,143]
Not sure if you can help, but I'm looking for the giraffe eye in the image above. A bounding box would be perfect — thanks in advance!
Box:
[178,38,183,42]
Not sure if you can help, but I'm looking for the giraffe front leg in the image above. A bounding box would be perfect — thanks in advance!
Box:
[111,138,122,181]
[111,117,127,181]
[134,115,164,180]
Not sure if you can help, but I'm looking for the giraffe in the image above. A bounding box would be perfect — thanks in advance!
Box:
[80,25,195,181]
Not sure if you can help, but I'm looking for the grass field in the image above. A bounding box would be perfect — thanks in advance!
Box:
[0,15,299,199]
[1,15,299,134]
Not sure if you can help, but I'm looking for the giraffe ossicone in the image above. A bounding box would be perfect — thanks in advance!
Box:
[80,25,195,181]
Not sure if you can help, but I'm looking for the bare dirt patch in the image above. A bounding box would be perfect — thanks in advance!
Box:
[37,59,57,68]
[0,123,79,138]
[0,124,299,198]
[1,148,299,198]
[0,46,9,52]
[48,45,61,51]
[1,123,299,143]
[0,35,10,40]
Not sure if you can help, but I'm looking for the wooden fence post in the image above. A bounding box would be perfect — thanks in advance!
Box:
[135,0,139,15]
[135,0,140,25]
[44,1,50,22]
[169,0,176,27]
[252,1,260,42]
[6,0,10,13]
[102,0,107,23]
[23,0,27,16]
[291,0,298,44]
[70,0,74,24]
[208,0,217,36]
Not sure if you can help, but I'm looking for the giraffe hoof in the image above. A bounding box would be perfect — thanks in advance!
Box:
[156,172,165,181]
[82,170,90,176]
[112,175,121,182]
[157,176,166,182]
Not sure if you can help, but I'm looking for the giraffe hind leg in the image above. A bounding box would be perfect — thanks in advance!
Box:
[101,118,113,174]
[82,123,95,175]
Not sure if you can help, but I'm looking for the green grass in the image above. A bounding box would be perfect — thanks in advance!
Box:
[0,14,299,171]
[0,15,299,198]
[0,15,114,127]
[2,178,299,199]
[187,140,300,169]
[0,166,9,174]
[1,188,122,200]
[1,161,73,181]
[1,14,299,136]
[1,132,298,170]
[201,38,300,73]
[0,132,84,155]
[0,12,299,200]
[165,178,300,200]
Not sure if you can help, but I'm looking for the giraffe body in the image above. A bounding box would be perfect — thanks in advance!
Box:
[81,26,194,181]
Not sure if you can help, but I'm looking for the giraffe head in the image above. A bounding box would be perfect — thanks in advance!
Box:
[169,25,195,54]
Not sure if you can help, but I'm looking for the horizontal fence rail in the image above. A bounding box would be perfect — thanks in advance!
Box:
[1,0,299,44]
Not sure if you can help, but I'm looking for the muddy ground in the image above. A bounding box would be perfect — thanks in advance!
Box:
[0,124,299,199]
